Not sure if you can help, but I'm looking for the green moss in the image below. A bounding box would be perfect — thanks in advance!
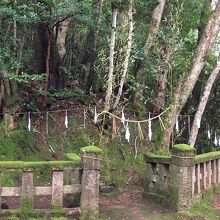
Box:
[195,151,220,164]
[144,153,171,164]
[81,146,103,155]
[154,149,171,157]
[171,144,196,157]
[65,153,81,161]
[80,210,99,220]
[0,160,81,170]
[170,187,178,209]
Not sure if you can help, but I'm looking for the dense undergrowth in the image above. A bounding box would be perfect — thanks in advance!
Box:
[0,110,147,189]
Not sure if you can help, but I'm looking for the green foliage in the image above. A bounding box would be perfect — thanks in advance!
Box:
[50,89,85,98]
[20,197,33,216]
[7,72,45,83]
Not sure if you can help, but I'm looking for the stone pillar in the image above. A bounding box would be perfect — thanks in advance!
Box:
[170,144,195,211]
[21,170,34,212]
[51,169,64,207]
[80,146,102,220]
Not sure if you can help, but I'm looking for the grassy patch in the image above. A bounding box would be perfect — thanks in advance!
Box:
[178,189,220,220]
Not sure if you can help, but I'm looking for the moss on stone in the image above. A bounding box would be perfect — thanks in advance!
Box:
[195,151,220,164]
[171,144,195,157]
[144,153,171,164]
[65,153,81,161]
[81,146,103,155]
[0,160,81,170]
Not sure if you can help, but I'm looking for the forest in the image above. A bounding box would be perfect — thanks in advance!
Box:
[1,0,220,219]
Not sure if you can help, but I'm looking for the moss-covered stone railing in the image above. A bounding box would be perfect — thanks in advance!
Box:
[192,151,220,199]
[144,144,220,212]
[0,146,103,219]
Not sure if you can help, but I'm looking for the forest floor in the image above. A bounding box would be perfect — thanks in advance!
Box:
[99,186,220,220]
[99,187,176,220]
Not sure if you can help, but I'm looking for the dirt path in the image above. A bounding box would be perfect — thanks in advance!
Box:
[99,187,176,220]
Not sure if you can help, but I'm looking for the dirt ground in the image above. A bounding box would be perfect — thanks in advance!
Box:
[99,187,177,220]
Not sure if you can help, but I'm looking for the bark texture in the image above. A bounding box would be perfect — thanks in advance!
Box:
[104,5,118,111]
[189,54,220,147]
[113,0,133,109]
[143,0,166,60]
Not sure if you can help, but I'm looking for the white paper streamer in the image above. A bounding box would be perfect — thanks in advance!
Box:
[65,110,68,128]
[83,109,86,129]
[215,133,218,146]
[148,113,152,141]
[208,129,211,140]
[175,116,179,133]
[28,112,31,131]
[211,0,218,10]
[94,106,98,124]
[125,122,130,142]
[196,115,201,129]
[121,109,125,125]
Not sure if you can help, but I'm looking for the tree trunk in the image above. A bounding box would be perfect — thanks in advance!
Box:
[143,0,166,60]
[161,1,220,149]
[153,43,172,114]
[189,54,220,147]
[56,18,70,60]
[132,0,166,106]
[84,0,104,91]
[34,24,48,74]
[104,4,118,111]
[45,31,52,92]
[113,0,133,109]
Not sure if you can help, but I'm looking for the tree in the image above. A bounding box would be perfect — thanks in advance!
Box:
[104,3,118,111]
[113,0,133,109]
[161,1,220,149]
[189,53,220,147]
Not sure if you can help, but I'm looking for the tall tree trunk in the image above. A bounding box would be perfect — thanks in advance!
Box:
[34,24,48,74]
[189,54,220,147]
[104,4,118,111]
[132,0,166,106]
[56,18,70,61]
[143,0,166,60]
[161,1,220,149]
[84,0,104,91]
[113,0,133,109]
[45,31,52,92]
[153,43,172,114]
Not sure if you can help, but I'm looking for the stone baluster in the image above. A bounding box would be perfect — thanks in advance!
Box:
[80,146,103,220]
[21,170,34,211]
[51,169,64,207]
[218,159,220,183]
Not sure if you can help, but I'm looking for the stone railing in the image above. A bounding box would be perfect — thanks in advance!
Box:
[193,152,220,196]
[144,144,220,211]
[0,146,102,219]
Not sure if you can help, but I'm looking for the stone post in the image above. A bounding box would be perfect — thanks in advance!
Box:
[170,144,195,211]
[80,146,103,220]
[51,169,64,207]
[21,170,34,213]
